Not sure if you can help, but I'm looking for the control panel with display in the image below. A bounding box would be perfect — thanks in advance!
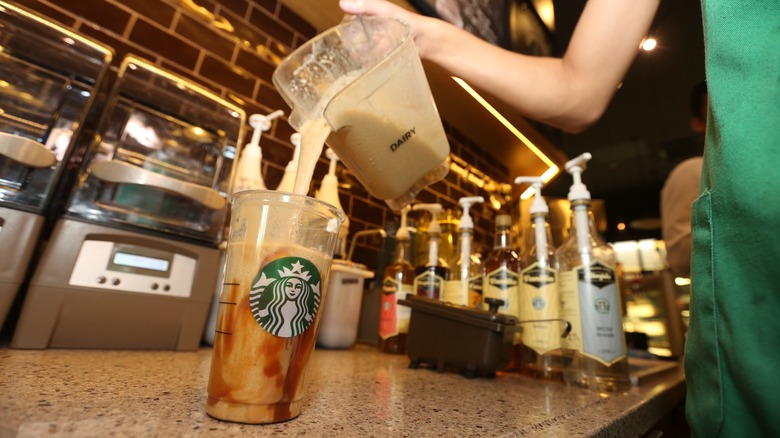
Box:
[69,240,196,297]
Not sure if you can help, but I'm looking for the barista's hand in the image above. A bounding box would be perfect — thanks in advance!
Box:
[339,0,443,59]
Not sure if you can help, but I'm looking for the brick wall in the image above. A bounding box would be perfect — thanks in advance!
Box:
[14,0,512,273]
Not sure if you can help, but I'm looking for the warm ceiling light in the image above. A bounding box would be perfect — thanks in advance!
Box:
[453,77,560,199]
[675,277,691,286]
[531,0,555,31]
[641,37,657,51]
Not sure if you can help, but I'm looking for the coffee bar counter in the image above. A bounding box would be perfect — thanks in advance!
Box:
[0,344,685,437]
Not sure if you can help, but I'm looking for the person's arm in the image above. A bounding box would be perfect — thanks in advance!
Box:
[339,0,659,132]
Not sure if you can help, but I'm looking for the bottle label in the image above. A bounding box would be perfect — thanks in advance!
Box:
[468,274,483,308]
[249,256,321,338]
[443,280,468,306]
[483,266,519,315]
[559,261,626,366]
[414,271,445,299]
[519,263,560,355]
[380,276,413,339]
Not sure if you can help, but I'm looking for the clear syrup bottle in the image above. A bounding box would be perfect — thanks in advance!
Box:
[555,153,631,392]
[514,177,563,380]
[443,196,484,307]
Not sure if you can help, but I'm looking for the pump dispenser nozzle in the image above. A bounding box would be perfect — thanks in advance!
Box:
[315,147,349,258]
[515,177,548,215]
[275,132,301,193]
[248,109,284,140]
[315,148,345,211]
[457,196,484,230]
[515,176,551,262]
[564,152,593,253]
[413,204,442,235]
[396,206,411,240]
[565,153,592,201]
[233,110,284,193]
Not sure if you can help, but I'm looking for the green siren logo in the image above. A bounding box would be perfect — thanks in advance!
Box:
[594,297,611,314]
[249,257,322,338]
[578,261,615,289]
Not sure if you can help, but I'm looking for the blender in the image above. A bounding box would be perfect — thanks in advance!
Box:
[11,56,246,350]
[272,16,451,210]
[0,2,112,330]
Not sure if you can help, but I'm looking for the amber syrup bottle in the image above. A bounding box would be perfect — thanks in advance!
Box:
[482,214,521,370]
[379,207,414,354]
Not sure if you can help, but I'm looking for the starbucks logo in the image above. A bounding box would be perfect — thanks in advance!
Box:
[532,296,545,310]
[594,298,611,314]
[249,257,322,337]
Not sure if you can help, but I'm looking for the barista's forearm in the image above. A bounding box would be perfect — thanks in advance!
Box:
[340,0,659,132]
[422,0,660,133]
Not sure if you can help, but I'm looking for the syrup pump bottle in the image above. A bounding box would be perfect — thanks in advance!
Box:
[379,206,414,354]
[482,214,521,315]
[232,110,283,193]
[412,203,449,299]
[314,147,349,259]
[275,132,301,193]
[443,196,484,307]
[483,213,522,371]
[514,176,562,380]
[555,153,630,392]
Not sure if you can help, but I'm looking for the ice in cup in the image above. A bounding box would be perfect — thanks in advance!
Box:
[206,190,345,424]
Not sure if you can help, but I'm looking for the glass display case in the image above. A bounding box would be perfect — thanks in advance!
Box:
[614,240,688,359]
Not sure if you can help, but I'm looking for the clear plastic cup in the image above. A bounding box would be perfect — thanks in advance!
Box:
[273,16,450,210]
[206,190,345,424]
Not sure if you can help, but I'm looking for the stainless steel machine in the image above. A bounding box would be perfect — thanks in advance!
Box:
[11,56,245,350]
[0,2,112,330]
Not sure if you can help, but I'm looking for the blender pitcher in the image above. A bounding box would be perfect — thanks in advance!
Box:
[273,16,450,211]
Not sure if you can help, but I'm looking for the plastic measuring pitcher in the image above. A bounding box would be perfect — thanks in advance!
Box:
[273,16,450,211]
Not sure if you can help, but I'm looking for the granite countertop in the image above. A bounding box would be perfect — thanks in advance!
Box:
[0,344,684,437]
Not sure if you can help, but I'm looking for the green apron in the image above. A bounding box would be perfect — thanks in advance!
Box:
[685,1,780,436]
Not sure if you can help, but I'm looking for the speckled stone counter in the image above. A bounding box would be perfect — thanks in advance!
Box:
[0,344,684,437]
